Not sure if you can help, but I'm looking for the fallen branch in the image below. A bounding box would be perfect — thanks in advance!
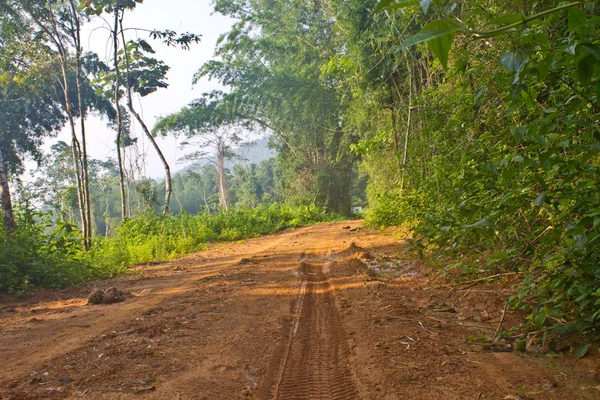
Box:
[494,300,509,341]
[457,272,519,291]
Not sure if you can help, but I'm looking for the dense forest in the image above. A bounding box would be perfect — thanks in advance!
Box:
[1,0,599,336]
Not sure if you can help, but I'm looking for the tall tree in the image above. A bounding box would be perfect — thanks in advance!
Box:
[154,94,247,210]
[84,0,200,215]
[0,2,67,232]
[16,0,105,247]
[195,0,360,213]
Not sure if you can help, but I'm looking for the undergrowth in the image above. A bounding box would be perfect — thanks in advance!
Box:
[0,203,337,294]
[0,209,115,294]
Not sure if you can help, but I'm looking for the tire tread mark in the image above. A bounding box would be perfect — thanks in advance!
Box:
[272,263,359,399]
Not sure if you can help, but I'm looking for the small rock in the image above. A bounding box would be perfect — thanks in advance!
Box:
[102,287,126,304]
[87,288,104,305]
[87,287,127,305]
[30,377,42,385]
[133,385,155,394]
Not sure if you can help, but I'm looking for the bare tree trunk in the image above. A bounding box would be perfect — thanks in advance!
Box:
[217,144,228,210]
[118,19,172,214]
[129,106,172,213]
[69,0,92,248]
[113,2,127,219]
[0,147,15,234]
[399,67,413,195]
[58,57,87,238]
[202,185,210,215]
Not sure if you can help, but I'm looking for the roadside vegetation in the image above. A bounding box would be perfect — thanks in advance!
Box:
[1,0,599,337]
[0,204,336,293]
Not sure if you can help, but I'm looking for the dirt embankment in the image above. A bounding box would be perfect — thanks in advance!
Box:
[1,222,599,399]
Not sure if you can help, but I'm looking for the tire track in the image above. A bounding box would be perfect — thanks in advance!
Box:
[271,261,359,400]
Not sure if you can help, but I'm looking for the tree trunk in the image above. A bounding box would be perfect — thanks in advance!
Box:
[0,147,15,234]
[128,105,172,214]
[23,1,89,244]
[59,57,87,240]
[113,2,127,219]
[217,144,228,210]
[399,67,413,195]
[202,185,210,215]
[69,0,92,248]
[118,19,172,214]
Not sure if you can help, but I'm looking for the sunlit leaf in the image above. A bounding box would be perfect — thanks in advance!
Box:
[419,0,433,14]
[373,0,419,13]
[399,20,458,70]
[500,51,529,74]
[564,44,577,55]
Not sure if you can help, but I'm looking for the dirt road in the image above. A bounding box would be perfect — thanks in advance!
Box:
[1,222,599,399]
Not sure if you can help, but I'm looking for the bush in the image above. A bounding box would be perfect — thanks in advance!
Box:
[0,204,338,294]
[89,203,339,274]
[0,209,119,293]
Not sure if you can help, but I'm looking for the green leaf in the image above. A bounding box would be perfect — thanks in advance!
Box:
[485,13,525,26]
[400,25,459,50]
[419,0,433,14]
[474,86,487,105]
[443,3,457,15]
[374,0,394,12]
[534,191,546,207]
[534,313,546,329]
[577,55,595,85]
[374,0,419,13]
[422,20,457,70]
[384,0,420,10]
[568,8,587,32]
[500,51,529,74]
[582,44,600,61]
[465,218,490,228]
[575,344,589,359]
[538,53,554,79]
[490,251,509,260]
[511,126,526,144]
[564,44,577,55]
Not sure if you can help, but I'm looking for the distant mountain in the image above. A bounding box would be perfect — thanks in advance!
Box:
[226,135,276,168]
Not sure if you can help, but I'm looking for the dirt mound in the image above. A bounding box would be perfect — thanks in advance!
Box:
[87,287,127,305]
[334,241,364,258]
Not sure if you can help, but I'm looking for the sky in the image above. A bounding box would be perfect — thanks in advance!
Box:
[49,0,235,179]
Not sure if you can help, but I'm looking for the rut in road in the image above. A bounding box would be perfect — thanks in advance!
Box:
[271,261,359,400]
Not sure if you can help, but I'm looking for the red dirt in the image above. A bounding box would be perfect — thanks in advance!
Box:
[1,222,599,399]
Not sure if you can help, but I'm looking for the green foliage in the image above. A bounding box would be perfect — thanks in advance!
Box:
[89,204,338,270]
[360,0,600,332]
[191,0,362,214]
[0,209,117,293]
[0,204,337,294]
